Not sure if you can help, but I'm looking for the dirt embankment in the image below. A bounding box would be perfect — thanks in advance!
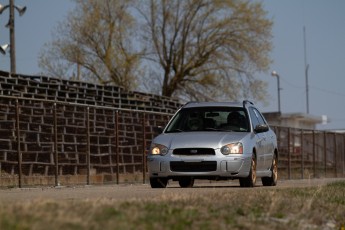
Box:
[0,178,343,204]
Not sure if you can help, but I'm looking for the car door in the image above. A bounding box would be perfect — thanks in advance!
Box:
[251,108,274,170]
[248,108,266,171]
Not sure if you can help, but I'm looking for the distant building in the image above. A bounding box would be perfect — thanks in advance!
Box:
[263,112,323,130]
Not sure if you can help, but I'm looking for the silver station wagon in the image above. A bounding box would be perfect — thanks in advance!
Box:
[147,101,278,188]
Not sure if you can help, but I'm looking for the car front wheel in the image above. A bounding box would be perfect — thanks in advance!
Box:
[239,155,256,187]
[150,178,168,188]
[178,178,194,188]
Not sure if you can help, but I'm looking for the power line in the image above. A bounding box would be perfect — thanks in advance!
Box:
[278,75,345,98]
[309,85,345,97]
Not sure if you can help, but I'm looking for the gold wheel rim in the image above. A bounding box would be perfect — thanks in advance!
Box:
[252,158,256,184]
[272,158,278,181]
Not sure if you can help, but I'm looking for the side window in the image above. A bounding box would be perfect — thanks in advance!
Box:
[249,108,260,129]
[249,107,267,129]
[253,108,266,125]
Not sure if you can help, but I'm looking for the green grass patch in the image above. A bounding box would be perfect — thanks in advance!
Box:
[0,182,344,230]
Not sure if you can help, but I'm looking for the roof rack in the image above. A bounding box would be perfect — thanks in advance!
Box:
[183,101,198,107]
[243,100,254,108]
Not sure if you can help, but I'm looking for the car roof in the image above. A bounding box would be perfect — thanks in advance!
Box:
[182,101,245,109]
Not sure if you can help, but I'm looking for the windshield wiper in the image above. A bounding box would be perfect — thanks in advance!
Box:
[204,128,222,131]
[168,129,184,133]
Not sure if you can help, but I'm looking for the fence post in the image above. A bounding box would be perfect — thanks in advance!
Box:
[115,110,119,184]
[86,107,90,185]
[343,134,345,177]
[53,103,59,186]
[300,129,304,179]
[15,99,22,188]
[324,131,327,177]
[287,128,291,179]
[342,133,345,177]
[312,130,316,178]
[142,113,146,184]
[334,133,337,178]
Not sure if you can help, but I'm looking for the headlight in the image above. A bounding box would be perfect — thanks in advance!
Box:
[221,142,243,155]
[150,143,168,156]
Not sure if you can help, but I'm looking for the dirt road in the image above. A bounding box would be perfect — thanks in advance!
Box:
[0,178,344,204]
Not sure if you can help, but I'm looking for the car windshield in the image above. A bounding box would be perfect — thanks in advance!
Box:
[165,107,249,133]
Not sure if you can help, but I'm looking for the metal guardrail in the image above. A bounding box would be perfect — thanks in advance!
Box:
[0,96,344,187]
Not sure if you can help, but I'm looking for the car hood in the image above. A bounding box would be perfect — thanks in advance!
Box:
[153,132,250,149]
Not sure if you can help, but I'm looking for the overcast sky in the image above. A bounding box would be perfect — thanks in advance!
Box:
[0,0,344,130]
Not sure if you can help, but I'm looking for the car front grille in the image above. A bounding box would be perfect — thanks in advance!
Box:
[173,148,215,156]
[170,161,217,172]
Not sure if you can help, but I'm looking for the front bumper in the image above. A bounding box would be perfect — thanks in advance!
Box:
[147,154,252,179]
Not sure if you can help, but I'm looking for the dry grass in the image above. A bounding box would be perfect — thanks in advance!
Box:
[0,182,344,230]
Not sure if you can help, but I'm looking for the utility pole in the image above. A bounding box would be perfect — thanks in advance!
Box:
[0,0,26,74]
[9,0,16,74]
[303,26,310,114]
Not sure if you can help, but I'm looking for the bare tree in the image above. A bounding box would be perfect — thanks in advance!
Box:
[39,0,272,102]
[137,0,272,101]
[38,0,141,90]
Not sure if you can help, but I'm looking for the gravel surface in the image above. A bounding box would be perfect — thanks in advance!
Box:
[0,178,344,204]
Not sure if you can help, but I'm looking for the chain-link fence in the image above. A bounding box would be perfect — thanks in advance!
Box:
[272,126,345,180]
[0,96,344,187]
[0,96,171,187]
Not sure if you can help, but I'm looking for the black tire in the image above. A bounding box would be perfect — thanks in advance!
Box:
[262,154,278,186]
[178,178,194,188]
[239,155,257,187]
[150,178,168,188]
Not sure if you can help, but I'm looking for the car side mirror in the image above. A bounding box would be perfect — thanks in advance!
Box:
[254,124,269,133]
